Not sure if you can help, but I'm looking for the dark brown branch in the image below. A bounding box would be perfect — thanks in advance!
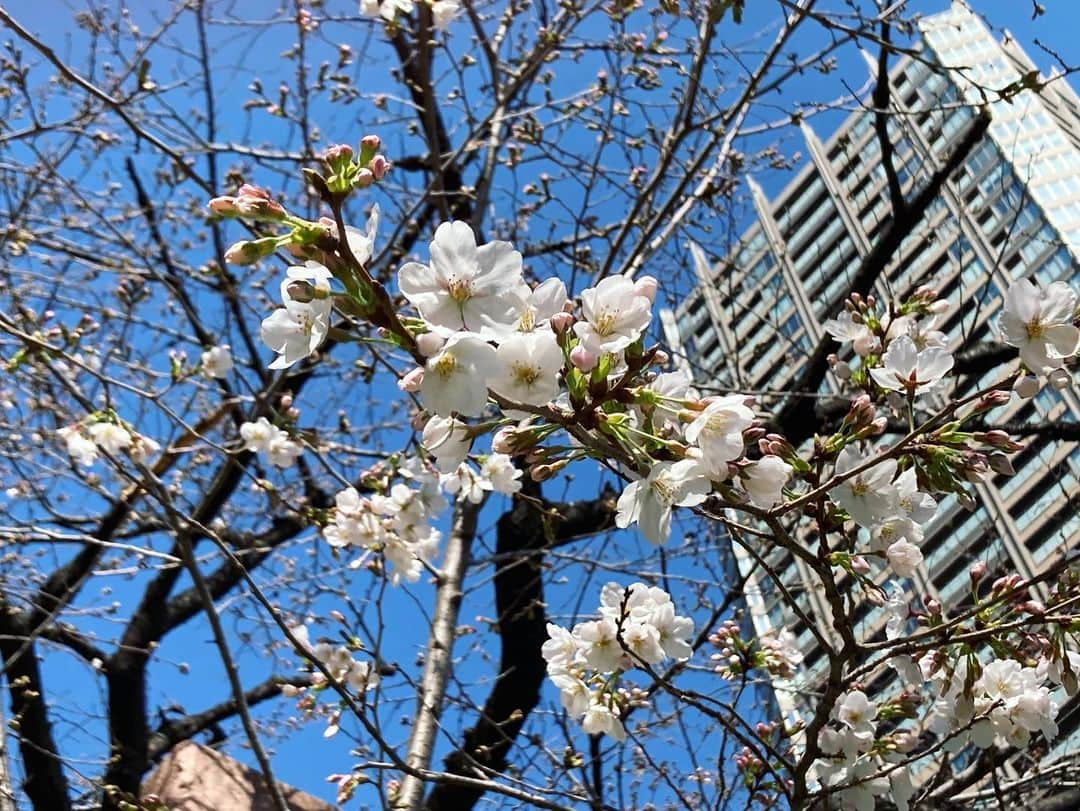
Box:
[0,613,71,811]
[873,21,906,216]
[146,674,314,761]
[423,483,616,811]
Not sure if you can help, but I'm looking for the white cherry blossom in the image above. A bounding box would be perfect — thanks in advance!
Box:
[573,274,652,354]
[739,455,793,508]
[261,299,330,370]
[516,277,567,333]
[398,221,527,336]
[58,425,98,467]
[830,446,897,528]
[490,331,563,408]
[869,334,953,396]
[421,415,472,472]
[480,453,522,495]
[87,422,133,455]
[999,278,1080,373]
[239,417,278,453]
[886,538,924,577]
[201,344,234,378]
[615,459,711,544]
[684,395,754,476]
[824,311,876,356]
[420,334,498,417]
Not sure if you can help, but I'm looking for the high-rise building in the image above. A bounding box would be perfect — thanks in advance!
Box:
[662,0,1080,769]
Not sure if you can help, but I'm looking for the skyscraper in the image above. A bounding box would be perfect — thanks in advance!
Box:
[662,0,1080,765]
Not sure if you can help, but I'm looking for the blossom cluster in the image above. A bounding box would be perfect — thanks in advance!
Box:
[542,582,694,740]
[292,624,379,696]
[205,138,1080,803]
[322,459,446,584]
[58,415,159,468]
[708,620,805,681]
[239,417,303,469]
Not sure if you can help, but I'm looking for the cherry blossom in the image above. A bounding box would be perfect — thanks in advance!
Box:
[869,334,953,396]
[58,425,98,467]
[684,395,754,475]
[573,274,652,354]
[398,221,527,336]
[261,300,330,370]
[739,455,793,508]
[515,277,568,333]
[421,415,472,472]
[490,331,563,408]
[480,453,523,495]
[87,422,133,455]
[824,311,876,356]
[615,459,711,544]
[999,278,1080,373]
[830,446,897,528]
[201,344,234,378]
[420,334,498,417]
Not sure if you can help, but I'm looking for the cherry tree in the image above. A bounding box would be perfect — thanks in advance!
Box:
[0,2,1078,811]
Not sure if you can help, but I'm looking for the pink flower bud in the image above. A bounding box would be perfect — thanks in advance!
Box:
[969,560,987,583]
[924,598,941,616]
[491,426,517,454]
[1019,600,1046,616]
[398,367,424,392]
[353,168,375,189]
[208,196,239,215]
[360,134,381,153]
[652,349,669,366]
[549,311,574,336]
[323,143,353,164]
[570,344,597,372]
[368,154,391,180]
[850,555,871,575]
[633,275,658,303]
[416,332,446,357]
[928,299,950,315]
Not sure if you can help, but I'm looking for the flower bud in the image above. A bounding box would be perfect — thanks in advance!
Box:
[987,451,1015,476]
[368,154,391,180]
[358,134,381,164]
[928,299,950,315]
[324,143,353,163]
[633,275,658,303]
[208,196,239,215]
[973,389,1011,412]
[492,426,525,455]
[549,311,574,336]
[850,555,871,575]
[924,597,941,616]
[974,430,1024,452]
[398,367,424,392]
[530,458,569,481]
[969,560,987,584]
[652,350,669,366]
[1049,367,1073,390]
[1019,600,1046,616]
[416,332,446,357]
[1013,374,1040,399]
[570,344,597,372]
[353,168,376,189]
